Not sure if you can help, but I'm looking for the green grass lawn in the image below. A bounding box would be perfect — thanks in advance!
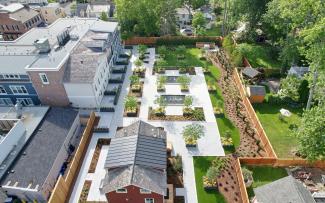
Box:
[237,43,281,69]
[162,47,206,67]
[242,165,288,198]
[253,102,302,158]
[193,157,227,203]
[204,22,222,37]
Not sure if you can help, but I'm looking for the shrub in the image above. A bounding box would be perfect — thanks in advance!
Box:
[184,96,193,109]
[156,36,221,46]
[177,75,191,89]
[241,167,253,182]
[135,58,143,68]
[138,44,148,56]
[193,108,205,121]
[124,96,137,112]
[182,124,204,144]
[129,75,140,85]
[172,154,183,173]
[157,45,168,58]
[205,166,219,185]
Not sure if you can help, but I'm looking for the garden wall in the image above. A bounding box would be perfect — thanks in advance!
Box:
[48,113,98,203]
[124,36,222,46]
[232,69,277,158]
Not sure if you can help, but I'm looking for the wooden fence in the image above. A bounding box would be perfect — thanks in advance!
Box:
[240,158,325,169]
[124,36,222,46]
[234,159,250,203]
[232,69,277,158]
[48,112,97,203]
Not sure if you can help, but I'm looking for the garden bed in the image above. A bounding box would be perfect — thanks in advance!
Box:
[148,107,205,121]
[128,82,144,97]
[79,180,92,202]
[124,103,140,117]
[153,66,196,75]
[88,139,111,173]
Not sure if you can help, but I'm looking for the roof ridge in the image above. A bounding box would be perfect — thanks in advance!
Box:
[130,121,142,185]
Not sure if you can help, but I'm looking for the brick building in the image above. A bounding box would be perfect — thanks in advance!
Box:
[0,3,43,40]
[101,121,167,203]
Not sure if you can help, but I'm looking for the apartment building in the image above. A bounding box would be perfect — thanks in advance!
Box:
[0,107,81,202]
[0,18,122,107]
[0,3,44,40]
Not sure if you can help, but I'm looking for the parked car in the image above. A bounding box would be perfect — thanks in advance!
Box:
[180,28,193,36]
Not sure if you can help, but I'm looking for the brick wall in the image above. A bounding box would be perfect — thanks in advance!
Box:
[0,13,26,40]
[106,185,164,203]
[27,65,70,106]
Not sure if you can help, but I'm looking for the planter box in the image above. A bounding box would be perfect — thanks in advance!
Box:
[181,88,189,93]
[126,111,137,117]
[186,144,197,148]
[203,186,218,191]
[99,107,115,112]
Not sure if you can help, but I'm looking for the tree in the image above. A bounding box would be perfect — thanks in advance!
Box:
[278,75,303,102]
[157,46,168,58]
[157,75,167,88]
[294,103,325,161]
[180,0,208,10]
[300,18,325,109]
[100,12,108,21]
[182,124,205,142]
[135,59,143,68]
[192,12,206,30]
[124,96,138,111]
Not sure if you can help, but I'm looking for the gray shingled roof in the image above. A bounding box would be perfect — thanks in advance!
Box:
[248,85,266,96]
[288,66,310,77]
[0,107,78,189]
[254,176,316,203]
[102,121,167,195]
[242,67,260,78]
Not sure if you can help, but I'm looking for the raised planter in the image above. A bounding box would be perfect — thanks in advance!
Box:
[99,107,115,112]
[185,143,197,148]
[127,111,137,117]
[109,74,125,84]
[203,186,218,191]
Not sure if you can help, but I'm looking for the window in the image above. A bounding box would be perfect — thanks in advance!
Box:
[140,189,151,194]
[39,73,49,84]
[0,86,7,94]
[116,188,127,193]
[10,86,28,95]
[16,98,33,106]
[3,74,20,79]
[0,98,13,106]
[145,198,154,203]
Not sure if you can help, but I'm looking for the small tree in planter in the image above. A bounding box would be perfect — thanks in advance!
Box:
[183,96,193,116]
[203,166,219,190]
[242,167,253,188]
[157,75,167,92]
[177,75,191,92]
[135,58,143,68]
[182,124,204,147]
[154,96,167,116]
[176,45,186,60]
[207,81,217,92]
[158,46,168,59]
[129,75,141,92]
[156,59,167,73]
[221,130,233,148]
[138,45,148,60]
[124,96,138,116]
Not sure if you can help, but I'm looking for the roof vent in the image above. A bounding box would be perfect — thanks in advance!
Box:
[70,34,79,40]
[34,38,51,54]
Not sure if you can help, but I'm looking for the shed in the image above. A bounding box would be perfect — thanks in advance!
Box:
[247,85,266,103]
[242,67,260,79]
[288,66,310,78]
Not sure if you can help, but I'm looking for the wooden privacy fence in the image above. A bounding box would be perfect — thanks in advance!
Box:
[234,159,250,203]
[232,69,277,158]
[240,158,325,169]
[48,112,97,203]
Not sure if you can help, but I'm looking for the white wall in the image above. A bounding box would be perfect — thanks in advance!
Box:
[64,83,97,108]
[0,120,26,165]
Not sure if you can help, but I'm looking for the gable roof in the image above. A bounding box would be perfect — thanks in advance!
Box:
[254,176,316,203]
[242,67,260,78]
[102,121,167,195]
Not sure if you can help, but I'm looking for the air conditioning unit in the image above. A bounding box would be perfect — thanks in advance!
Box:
[34,38,51,53]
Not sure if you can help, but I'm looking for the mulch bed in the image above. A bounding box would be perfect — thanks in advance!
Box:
[216,156,243,203]
[148,107,205,121]
[79,180,92,202]
[88,139,111,173]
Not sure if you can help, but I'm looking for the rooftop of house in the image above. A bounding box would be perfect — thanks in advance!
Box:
[254,176,316,203]
[0,18,118,73]
[0,107,79,189]
[102,121,167,196]
[89,4,110,13]
[247,85,266,96]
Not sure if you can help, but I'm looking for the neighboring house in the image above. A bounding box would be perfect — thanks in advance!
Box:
[246,85,266,103]
[0,107,82,202]
[176,7,192,29]
[0,3,44,41]
[75,3,111,18]
[0,18,122,107]
[195,5,216,29]
[0,0,48,6]
[38,3,66,24]
[288,66,310,78]
[253,176,316,203]
[101,121,167,203]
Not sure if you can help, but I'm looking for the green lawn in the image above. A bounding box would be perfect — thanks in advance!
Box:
[237,43,281,69]
[253,103,302,158]
[193,157,227,203]
[242,165,288,198]
[204,22,222,37]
